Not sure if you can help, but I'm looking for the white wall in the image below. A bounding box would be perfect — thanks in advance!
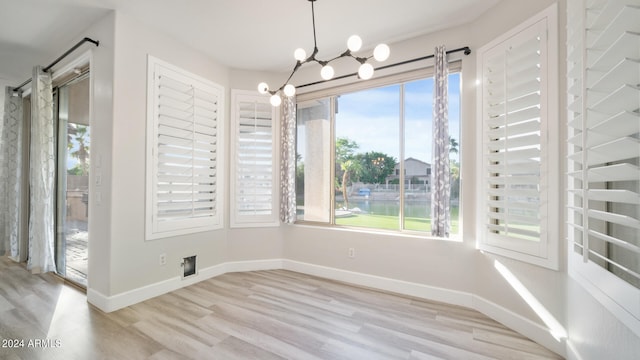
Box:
[97,11,286,297]
[107,11,228,295]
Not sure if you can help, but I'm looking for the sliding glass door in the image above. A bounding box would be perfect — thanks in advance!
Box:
[55,73,90,286]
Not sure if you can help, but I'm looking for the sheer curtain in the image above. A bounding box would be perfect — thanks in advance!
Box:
[27,66,56,273]
[1,87,24,260]
[280,95,297,224]
[431,45,450,237]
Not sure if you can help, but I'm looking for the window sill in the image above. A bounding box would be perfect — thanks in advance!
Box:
[290,221,463,243]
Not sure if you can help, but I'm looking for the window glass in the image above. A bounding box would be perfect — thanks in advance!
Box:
[335,85,400,230]
[296,72,461,236]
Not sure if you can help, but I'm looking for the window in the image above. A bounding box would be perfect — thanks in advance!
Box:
[230,90,278,227]
[477,4,559,269]
[296,70,461,236]
[567,0,640,329]
[145,56,224,240]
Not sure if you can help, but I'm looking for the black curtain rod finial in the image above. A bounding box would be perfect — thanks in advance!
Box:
[84,37,100,47]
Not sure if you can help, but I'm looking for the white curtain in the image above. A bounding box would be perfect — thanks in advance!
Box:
[431,45,450,237]
[279,95,297,224]
[28,66,56,273]
[1,87,24,259]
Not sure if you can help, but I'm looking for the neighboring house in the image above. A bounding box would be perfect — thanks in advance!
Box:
[385,157,431,190]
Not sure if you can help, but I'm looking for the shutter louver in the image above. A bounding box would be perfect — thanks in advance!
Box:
[146,56,224,239]
[477,5,558,269]
[230,90,278,227]
[567,0,640,303]
[482,20,546,242]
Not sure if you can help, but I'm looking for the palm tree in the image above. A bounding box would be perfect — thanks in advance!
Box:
[449,136,459,154]
[68,124,90,175]
[340,160,352,209]
[335,137,359,209]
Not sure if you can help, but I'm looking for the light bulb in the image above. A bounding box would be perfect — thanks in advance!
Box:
[373,43,390,62]
[358,63,374,80]
[270,94,282,107]
[321,65,334,80]
[257,82,269,94]
[347,35,362,52]
[283,84,296,97]
[294,48,307,61]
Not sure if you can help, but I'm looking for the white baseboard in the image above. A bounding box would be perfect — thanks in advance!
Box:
[472,295,565,356]
[225,258,284,273]
[281,259,473,308]
[87,258,564,357]
[88,262,227,313]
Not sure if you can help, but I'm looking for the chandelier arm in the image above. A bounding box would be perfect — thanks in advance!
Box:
[276,62,304,93]
[269,50,375,94]
[321,52,353,64]
[306,46,319,63]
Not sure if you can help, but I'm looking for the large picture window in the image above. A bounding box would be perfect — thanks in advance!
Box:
[295,71,461,236]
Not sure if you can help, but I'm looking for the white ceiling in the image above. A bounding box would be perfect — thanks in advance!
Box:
[0,0,499,82]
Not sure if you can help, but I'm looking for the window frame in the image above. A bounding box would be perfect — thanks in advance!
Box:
[295,64,463,240]
[229,89,280,228]
[145,55,224,240]
[476,4,559,270]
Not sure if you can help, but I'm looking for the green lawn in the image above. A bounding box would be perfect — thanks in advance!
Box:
[335,208,459,234]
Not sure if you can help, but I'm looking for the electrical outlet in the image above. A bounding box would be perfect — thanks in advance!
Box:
[348,248,355,258]
[159,253,167,266]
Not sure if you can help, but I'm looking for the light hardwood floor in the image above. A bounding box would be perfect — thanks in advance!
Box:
[0,256,563,359]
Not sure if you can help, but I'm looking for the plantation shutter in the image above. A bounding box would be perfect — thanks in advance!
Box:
[567,0,640,319]
[146,56,224,239]
[477,5,558,269]
[230,90,278,227]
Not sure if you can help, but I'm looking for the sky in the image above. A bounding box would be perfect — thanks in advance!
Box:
[298,72,461,165]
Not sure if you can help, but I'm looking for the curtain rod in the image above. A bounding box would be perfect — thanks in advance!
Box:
[12,37,100,92]
[297,46,471,89]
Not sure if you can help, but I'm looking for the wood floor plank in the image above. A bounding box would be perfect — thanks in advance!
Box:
[473,328,561,358]
[0,257,563,359]
[211,335,287,360]
[147,349,192,360]
[319,337,407,360]
[196,312,325,360]
[132,317,217,357]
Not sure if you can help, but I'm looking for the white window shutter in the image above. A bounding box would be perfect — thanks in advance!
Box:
[477,4,559,269]
[146,56,224,240]
[567,0,640,327]
[230,90,279,227]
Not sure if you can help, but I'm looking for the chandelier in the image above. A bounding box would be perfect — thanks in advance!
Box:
[258,0,390,106]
